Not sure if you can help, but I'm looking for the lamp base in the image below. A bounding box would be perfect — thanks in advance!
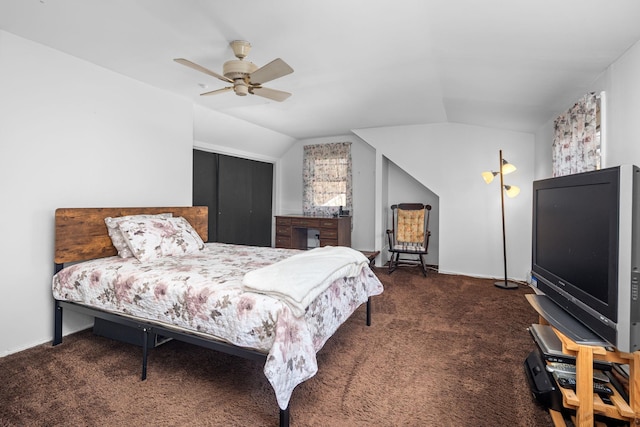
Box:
[494,280,519,289]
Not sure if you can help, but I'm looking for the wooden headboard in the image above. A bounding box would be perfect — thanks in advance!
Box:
[54,206,208,264]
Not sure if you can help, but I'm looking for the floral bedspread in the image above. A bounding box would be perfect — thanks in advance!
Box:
[52,242,384,409]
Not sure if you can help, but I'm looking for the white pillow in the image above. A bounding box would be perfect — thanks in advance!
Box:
[117,216,205,262]
[105,213,173,258]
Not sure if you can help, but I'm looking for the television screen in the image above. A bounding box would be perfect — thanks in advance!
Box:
[532,169,619,323]
[535,183,615,306]
[532,165,640,352]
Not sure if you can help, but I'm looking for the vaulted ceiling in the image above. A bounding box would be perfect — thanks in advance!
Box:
[2,0,640,140]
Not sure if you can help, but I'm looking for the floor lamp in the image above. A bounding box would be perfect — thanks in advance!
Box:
[482,150,520,289]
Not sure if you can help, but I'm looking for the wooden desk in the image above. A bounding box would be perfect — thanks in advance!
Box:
[275,215,351,249]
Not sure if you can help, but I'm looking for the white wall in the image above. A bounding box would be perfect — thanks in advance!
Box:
[277,137,442,266]
[277,142,304,216]
[533,38,640,178]
[355,123,534,281]
[603,40,640,166]
[0,31,194,356]
[277,39,640,282]
[278,123,534,280]
[386,160,440,266]
[193,104,296,163]
[277,135,377,251]
[533,123,554,180]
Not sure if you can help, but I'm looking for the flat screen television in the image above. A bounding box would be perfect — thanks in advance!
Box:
[531,165,640,353]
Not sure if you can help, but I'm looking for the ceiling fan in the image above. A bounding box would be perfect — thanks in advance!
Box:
[174,40,294,102]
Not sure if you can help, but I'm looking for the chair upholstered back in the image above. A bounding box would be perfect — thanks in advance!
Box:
[396,208,425,243]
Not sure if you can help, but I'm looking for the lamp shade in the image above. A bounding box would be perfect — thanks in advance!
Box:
[501,159,516,175]
[482,171,498,184]
[504,185,520,198]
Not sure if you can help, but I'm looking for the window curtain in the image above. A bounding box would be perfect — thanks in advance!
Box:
[552,92,599,177]
[303,142,352,216]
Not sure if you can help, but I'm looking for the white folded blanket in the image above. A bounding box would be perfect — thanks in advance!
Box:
[242,246,369,317]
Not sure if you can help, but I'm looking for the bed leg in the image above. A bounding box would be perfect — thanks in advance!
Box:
[279,406,290,427]
[141,328,149,381]
[366,297,371,326]
[53,300,63,346]
[53,263,64,346]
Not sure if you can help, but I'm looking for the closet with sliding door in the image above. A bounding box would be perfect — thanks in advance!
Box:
[193,149,273,247]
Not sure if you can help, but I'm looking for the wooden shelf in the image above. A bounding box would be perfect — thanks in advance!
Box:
[526,294,640,426]
[550,328,639,426]
[530,315,639,425]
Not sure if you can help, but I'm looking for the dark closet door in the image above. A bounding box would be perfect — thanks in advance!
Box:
[218,155,253,245]
[250,159,274,246]
[217,154,273,247]
[192,150,218,242]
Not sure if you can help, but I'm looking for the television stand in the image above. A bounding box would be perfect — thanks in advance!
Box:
[526,295,640,426]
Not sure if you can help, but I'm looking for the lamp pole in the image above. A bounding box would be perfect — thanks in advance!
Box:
[495,149,518,289]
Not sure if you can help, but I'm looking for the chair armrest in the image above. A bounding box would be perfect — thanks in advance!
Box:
[386,229,394,250]
[423,231,431,250]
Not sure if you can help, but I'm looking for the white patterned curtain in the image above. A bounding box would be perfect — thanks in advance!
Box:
[552,92,599,177]
[303,142,352,216]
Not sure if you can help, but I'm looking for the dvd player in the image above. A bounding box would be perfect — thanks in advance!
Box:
[528,323,612,371]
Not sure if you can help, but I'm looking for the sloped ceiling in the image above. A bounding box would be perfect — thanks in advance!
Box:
[2,0,640,140]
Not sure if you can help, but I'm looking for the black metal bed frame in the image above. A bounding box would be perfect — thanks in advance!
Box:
[53,263,372,427]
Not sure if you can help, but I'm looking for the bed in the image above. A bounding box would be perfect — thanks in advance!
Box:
[51,206,383,427]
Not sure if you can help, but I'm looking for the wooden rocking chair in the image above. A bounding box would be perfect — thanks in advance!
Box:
[386,203,432,276]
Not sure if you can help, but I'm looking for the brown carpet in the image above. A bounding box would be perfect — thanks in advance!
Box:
[0,268,552,426]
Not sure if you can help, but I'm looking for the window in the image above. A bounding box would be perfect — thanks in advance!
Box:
[552,92,601,177]
[303,142,352,216]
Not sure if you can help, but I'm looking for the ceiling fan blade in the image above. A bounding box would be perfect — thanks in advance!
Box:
[200,87,233,96]
[251,87,292,102]
[250,58,293,84]
[174,58,233,83]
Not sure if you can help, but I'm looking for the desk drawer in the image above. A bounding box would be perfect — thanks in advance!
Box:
[275,236,291,248]
[320,239,338,247]
[276,217,291,226]
[276,226,291,236]
[319,219,338,229]
[291,218,320,228]
[320,229,338,239]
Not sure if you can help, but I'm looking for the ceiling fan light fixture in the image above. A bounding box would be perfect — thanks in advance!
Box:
[230,40,251,59]
[234,81,249,96]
